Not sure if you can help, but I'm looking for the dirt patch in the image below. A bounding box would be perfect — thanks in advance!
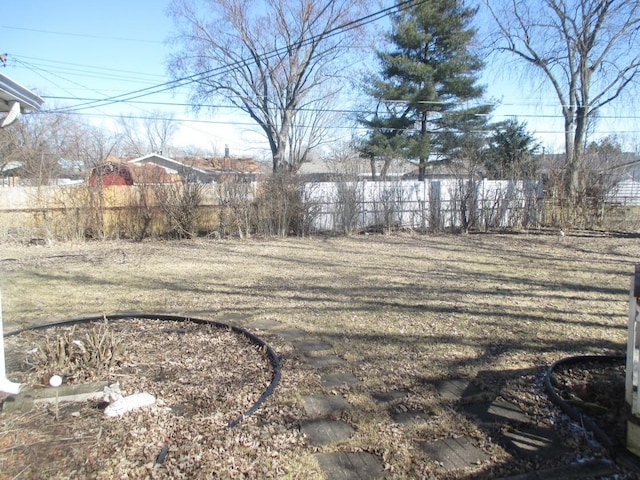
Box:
[549,357,630,450]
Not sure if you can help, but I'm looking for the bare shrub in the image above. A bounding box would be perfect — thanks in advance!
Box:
[253,174,305,237]
[119,184,157,241]
[370,181,408,234]
[297,182,322,237]
[448,179,480,233]
[333,180,362,234]
[153,178,204,239]
[29,321,124,383]
[216,178,255,238]
[321,145,366,234]
[82,185,107,240]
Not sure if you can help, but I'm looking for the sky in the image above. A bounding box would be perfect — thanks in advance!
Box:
[2,1,639,159]
[2,0,268,158]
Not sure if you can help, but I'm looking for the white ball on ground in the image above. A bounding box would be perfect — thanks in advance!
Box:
[49,375,63,387]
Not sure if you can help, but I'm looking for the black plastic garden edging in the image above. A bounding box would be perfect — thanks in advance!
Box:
[5,312,281,430]
[544,354,625,453]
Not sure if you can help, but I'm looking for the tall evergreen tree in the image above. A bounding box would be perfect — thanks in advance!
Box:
[484,120,540,179]
[359,0,492,180]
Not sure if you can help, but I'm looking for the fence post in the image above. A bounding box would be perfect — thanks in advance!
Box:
[0,290,21,394]
[626,265,640,456]
[626,265,640,409]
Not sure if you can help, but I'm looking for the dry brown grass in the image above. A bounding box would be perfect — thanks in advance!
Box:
[0,232,637,478]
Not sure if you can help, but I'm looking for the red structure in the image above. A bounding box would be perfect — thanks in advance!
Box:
[89,162,134,186]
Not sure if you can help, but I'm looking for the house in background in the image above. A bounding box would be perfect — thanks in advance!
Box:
[89,162,135,186]
[297,155,416,181]
[128,152,260,183]
[601,155,640,206]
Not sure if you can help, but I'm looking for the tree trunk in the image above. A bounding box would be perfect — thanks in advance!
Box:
[563,106,588,199]
[380,158,391,181]
[571,105,588,195]
[370,156,377,180]
[418,157,427,181]
[272,110,293,173]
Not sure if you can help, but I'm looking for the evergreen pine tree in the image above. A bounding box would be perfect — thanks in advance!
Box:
[360,0,492,180]
[484,120,540,179]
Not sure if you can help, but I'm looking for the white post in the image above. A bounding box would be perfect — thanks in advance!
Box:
[626,269,640,413]
[626,267,640,455]
[0,290,21,394]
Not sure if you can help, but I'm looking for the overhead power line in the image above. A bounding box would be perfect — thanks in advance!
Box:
[25,109,640,138]
[0,24,162,44]
[11,56,165,85]
[40,95,640,121]
[44,0,423,115]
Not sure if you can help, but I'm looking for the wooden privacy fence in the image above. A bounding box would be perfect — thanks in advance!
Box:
[0,184,221,240]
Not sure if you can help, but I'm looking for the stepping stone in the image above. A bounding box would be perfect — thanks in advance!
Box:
[215,312,252,324]
[372,390,408,403]
[303,394,350,417]
[315,452,386,480]
[292,339,333,353]
[301,419,354,445]
[435,378,485,402]
[244,318,281,330]
[462,398,531,425]
[390,410,429,426]
[273,327,308,341]
[418,436,489,470]
[501,424,565,459]
[303,354,345,369]
[321,372,361,389]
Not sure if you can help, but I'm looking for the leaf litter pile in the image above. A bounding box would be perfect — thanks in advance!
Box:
[1,233,639,478]
[550,358,629,450]
[1,318,307,479]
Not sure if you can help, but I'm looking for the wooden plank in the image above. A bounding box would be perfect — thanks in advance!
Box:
[3,381,109,413]
[627,420,640,457]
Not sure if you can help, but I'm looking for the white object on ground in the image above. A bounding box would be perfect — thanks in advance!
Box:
[104,392,155,417]
[0,290,21,395]
[103,383,123,403]
[49,375,63,387]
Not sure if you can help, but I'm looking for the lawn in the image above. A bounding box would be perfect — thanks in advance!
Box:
[0,232,637,478]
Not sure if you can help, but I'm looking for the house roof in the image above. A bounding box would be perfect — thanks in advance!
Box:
[129,153,260,175]
[298,156,416,178]
[183,156,261,173]
[537,152,640,174]
[128,153,209,174]
[0,72,44,112]
[0,72,44,128]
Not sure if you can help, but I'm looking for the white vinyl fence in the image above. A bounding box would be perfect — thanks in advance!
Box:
[303,179,543,232]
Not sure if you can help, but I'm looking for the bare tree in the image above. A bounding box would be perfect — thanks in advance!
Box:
[2,113,82,185]
[168,0,366,173]
[286,97,337,172]
[117,112,178,158]
[485,0,640,198]
[64,123,121,174]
